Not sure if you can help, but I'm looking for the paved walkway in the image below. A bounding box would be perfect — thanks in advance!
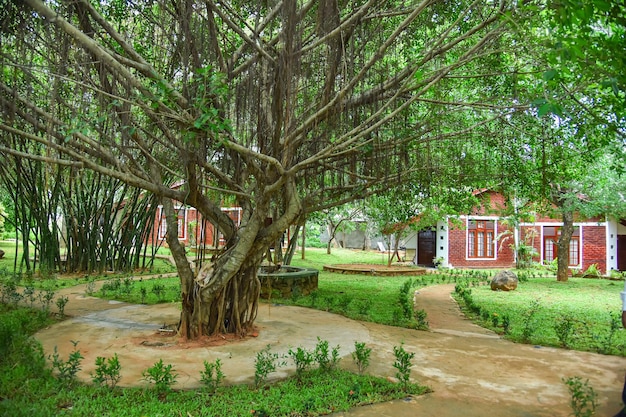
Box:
[35,282,626,417]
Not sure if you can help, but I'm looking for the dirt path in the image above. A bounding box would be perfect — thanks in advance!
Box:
[35,282,626,416]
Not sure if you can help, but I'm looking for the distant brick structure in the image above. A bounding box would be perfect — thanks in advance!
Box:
[405,190,623,275]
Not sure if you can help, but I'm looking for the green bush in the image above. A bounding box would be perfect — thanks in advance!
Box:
[142,359,178,396]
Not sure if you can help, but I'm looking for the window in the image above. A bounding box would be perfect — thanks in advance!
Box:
[468,220,495,258]
[157,207,186,240]
[543,226,579,266]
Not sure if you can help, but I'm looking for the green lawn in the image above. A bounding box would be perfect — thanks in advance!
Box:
[0,240,17,265]
[5,244,625,356]
[93,248,433,328]
[454,276,626,355]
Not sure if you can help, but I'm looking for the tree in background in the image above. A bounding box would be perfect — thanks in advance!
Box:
[477,1,626,281]
[319,204,363,255]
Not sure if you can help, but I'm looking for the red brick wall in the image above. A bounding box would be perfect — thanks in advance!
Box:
[471,191,507,216]
[583,225,606,273]
[447,219,516,269]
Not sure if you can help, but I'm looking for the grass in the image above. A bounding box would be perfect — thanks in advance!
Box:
[86,247,626,345]
[2,369,428,417]
[28,245,626,355]
[0,240,17,264]
[0,240,176,290]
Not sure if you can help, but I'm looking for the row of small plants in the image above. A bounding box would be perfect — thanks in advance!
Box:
[96,275,179,303]
[454,281,626,356]
[0,270,70,318]
[0,303,430,416]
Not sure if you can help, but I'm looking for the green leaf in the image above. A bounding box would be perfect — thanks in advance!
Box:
[531,98,547,107]
[537,103,553,117]
[543,69,557,81]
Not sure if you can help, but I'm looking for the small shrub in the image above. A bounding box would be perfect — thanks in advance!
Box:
[91,353,122,389]
[398,279,414,319]
[50,340,83,383]
[200,359,224,392]
[592,313,622,355]
[40,288,56,312]
[55,295,69,318]
[85,279,96,296]
[121,276,134,295]
[151,283,165,301]
[392,343,415,389]
[351,341,372,375]
[24,285,36,307]
[288,346,314,377]
[481,309,490,321]
[502,314,511,335]
[563,376,598,417]
[142,359,177,396]
[491,313,500,328]
[414,309,429,330]
[391,308,405,326]
[313,337,340,372]
[254,345,284,388]
[581,264,601,278]
[521,299,541,343]
[554,315,576,348]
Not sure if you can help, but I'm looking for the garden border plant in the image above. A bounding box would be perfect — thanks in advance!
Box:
[453,275,626,356]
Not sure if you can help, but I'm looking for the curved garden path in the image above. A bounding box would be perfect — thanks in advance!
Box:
[35,281,626,417]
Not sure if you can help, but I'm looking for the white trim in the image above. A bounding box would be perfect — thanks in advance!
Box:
[437,220,450,267]
[607,217,619,272]
[536,224,581,268]
[459,215,499,220]
[520,221,606,227]
[578,226,584,271]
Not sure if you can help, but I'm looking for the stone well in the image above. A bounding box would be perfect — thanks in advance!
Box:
[258,265,319,299]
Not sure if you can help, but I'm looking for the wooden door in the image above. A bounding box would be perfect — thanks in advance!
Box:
[417,229,436,267]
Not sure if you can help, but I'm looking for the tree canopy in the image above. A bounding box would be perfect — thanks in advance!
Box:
[1,0,623,334]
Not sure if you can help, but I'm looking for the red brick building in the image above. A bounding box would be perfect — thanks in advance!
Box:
[146,205,242,249]
[406,190,625,275]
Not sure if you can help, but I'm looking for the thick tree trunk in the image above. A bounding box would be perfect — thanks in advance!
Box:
[161,180,303,339]
[556,210,574,282]
[162,198,264,338]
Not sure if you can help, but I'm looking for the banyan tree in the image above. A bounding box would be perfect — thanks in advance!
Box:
[0,0,522,338]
